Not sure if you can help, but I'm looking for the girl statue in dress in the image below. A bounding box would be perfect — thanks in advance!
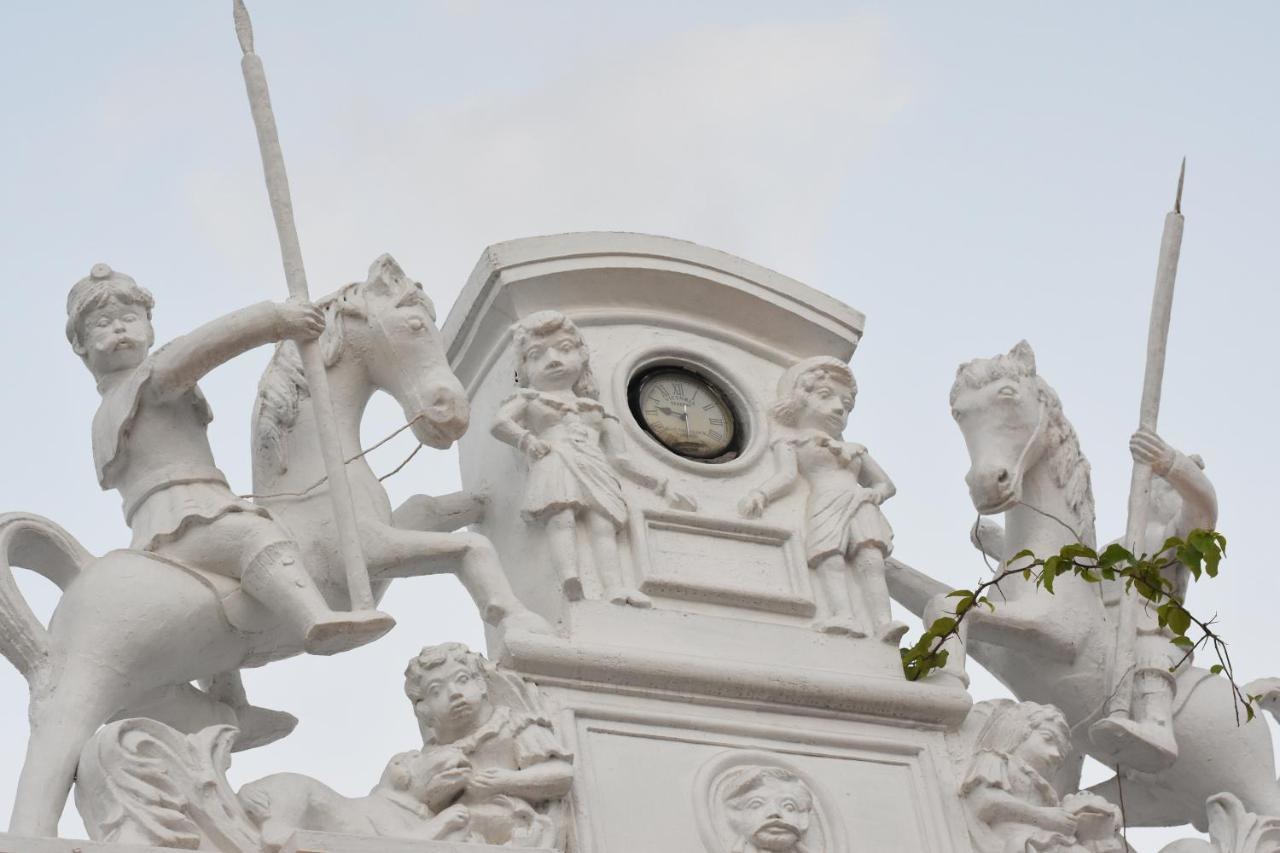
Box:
[739,356,905,641]
[960,701,1124,853]
[492,311,695,608]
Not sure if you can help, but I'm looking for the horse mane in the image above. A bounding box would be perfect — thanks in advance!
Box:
[952,347,1097,545]
[253,254,432,477]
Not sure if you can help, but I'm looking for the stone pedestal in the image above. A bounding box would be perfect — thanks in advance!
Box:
[0,832,538,853]
[444,233,975,853]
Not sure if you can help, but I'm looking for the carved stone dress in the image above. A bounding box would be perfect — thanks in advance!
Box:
[789,431,894,566]
[508,389,629,529]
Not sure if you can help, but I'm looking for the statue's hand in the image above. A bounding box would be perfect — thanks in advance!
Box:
[467,767,517,796]
[1043,806,1079,835]
[738,491,767,519]
[433,803,470,836]
[423,754,472,808]
[524,436,552,459]
[274,299,326,342]
[1130,429,1176,476]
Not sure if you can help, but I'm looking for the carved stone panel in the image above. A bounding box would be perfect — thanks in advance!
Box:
[629,510,814,617]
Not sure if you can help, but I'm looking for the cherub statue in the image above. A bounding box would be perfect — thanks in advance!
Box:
[491,310,695,607]
[404,642,575,848]
[66,264,393,727]
[960,700,1124,853]
[721,766,819,853]
[739,356,904,641]
[239,749,471,852]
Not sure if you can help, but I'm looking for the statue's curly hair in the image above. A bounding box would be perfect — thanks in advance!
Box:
[510,310,599,399]
[771,356,856,427]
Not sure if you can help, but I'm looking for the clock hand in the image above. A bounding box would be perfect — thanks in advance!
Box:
[655,404,687,419]
[683,402,691,438]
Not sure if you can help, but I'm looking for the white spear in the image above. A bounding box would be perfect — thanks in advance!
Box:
[1101,160,1187,726]
[233,0,375,612]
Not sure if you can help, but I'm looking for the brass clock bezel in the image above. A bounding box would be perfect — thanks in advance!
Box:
[628,366,742,462]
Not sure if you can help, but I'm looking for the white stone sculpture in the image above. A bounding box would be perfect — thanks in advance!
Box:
[738,356,904,642]
[491,309,696,608]
[955,700,1124,853]
[888,340,1280,829]
[239,751,471,851]
[404,642,574,848]
[0,255,547,838]
[1160,793,1280,853]
[715,766,822,853]
[1089,431,1217,771]
[75,718,261,852]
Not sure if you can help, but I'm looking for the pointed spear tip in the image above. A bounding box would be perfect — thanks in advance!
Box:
[233,0,254,55]
[1174,157,1186,214]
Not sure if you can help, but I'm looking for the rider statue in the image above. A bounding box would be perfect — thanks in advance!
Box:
[1091,428,1217,771]
[66,263,395,700]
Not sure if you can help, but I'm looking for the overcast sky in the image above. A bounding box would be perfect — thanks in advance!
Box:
[1,3,1277,849]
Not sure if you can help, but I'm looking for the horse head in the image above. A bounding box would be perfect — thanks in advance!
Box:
[950,340,1058,514]
[319,254,468,450]
[950,341,1095,545]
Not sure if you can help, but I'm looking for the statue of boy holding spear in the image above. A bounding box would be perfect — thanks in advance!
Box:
[1089,162,1217,773]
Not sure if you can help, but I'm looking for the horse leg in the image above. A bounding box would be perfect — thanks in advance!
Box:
[364,521,552,634]
[10,662,125,836]
[121,678,297,752]
[1085,772,1198,830]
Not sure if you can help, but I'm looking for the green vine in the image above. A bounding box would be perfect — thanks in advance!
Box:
[900,529,1260,722]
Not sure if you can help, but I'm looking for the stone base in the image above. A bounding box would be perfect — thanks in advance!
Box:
[0,832,545,853]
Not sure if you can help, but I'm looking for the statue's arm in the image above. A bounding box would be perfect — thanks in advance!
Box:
[755,442,800,502]
[857,450,896,503]
[149,301,307,396]
[969,787,1076,834]
[1166,451,1218,533]
[601,419,660,490]
[492,758,574,802]
[490,396,532,451]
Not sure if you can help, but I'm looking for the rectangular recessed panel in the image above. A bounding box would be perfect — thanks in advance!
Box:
[634,512,814,616]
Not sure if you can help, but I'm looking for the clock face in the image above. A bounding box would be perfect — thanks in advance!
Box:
[634,369,736,459]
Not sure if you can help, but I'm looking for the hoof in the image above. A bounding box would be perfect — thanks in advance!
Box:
[232,705,299,752]
[814,617,868,638]
[878,621,910,645]
[608,587,653,609]
[562,576,585,601]
[304,610,396,656]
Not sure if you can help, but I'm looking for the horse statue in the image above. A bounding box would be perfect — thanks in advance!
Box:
[888,340,1280,831]
[0,255,548,837]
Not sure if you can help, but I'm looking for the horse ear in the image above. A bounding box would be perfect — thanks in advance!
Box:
[1008,340,1036,373]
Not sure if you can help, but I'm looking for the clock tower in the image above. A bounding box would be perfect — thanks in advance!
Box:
[443,232,972,852]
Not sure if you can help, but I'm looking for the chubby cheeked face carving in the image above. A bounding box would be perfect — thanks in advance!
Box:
[726,774,815,852]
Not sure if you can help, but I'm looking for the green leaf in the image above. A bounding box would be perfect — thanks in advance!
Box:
[1210,664,1224,675]
[1166,606,1191,637]
[930,617,957,636]
[947,589,973,599]
[1098,543,1133,568]
[1171,636,1194,650]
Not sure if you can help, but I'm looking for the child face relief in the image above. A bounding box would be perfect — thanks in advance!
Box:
[522,329,584,392]
[796,375,854,436]
[78,295,154,377]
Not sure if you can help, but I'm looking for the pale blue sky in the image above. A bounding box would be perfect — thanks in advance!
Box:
[1,3,1277,848]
